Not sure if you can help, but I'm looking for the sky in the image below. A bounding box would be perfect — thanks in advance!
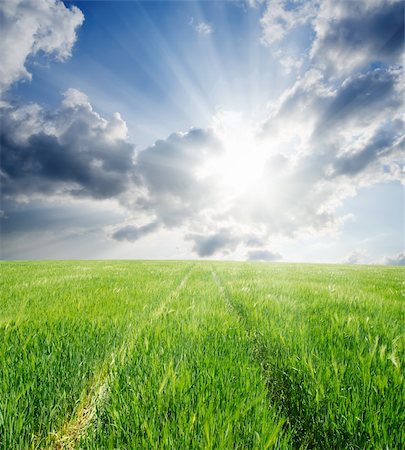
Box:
[0,0,404,264]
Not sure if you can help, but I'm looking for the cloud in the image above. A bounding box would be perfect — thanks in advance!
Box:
[175,6,404,257]
[61,88,90,109]
[331,120,404,178]
[247,249,282,261]
[189,17,213,36]
[260,0,317,46]
[260,0,404,78]
[0,200,124,235]
[244,235,268,247]
[311,0,404,77]
[196,22,213,35]
[253,63,403,243]
[112,221,160,242]
[246,0,265,8]
[261,66,403,170]
[130,102,357,246]
[318,68,401,132]
[263,66,402,142]
[343,250,369,265]
[279,56,303,74]
[0,90,135,201]
[384,252,405,266]
[186,229,239,257]
[2,68,402,256]
[0,0,84,93]
[134,128,223,227]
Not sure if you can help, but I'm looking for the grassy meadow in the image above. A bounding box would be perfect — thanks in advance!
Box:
[0,261,404,449]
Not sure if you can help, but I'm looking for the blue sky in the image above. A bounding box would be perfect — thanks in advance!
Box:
[13,1,288,147]
[0,0,404,264]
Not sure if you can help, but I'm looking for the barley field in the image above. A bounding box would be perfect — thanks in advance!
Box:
[1,261,404,449]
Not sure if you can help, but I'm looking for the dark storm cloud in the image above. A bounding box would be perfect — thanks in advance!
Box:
[247,250,282,261]
[0,201,124,235]
[186,230,239,257]
[312,0,404,75]
[0,99,135,200]
[244,235,268,248]
[112,221,160,242]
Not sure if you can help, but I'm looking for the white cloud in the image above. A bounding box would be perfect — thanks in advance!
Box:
[195,22,213,36]
[260,0,317,46]
[246,0,267,8]
[62,88,90,109]
[279,55,303,74]
[0,0,84,93]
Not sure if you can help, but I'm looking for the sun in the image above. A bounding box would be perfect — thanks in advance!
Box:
[211,110,268,196]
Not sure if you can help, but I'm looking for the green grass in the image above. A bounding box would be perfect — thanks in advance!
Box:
[0,261,404,449]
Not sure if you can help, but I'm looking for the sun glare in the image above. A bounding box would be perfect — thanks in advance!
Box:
[208,111,268,196]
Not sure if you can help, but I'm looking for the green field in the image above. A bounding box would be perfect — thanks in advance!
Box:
[0,261,404,449]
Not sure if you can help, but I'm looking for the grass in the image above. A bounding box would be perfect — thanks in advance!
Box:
[0,261,404,449]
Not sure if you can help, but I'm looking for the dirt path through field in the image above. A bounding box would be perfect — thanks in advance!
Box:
[51,265,194,450]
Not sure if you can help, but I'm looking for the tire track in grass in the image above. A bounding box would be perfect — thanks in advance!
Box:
[211,268,287,448]
[211,269,253,330]
[50,265,194,450]
[212,268,278,384]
